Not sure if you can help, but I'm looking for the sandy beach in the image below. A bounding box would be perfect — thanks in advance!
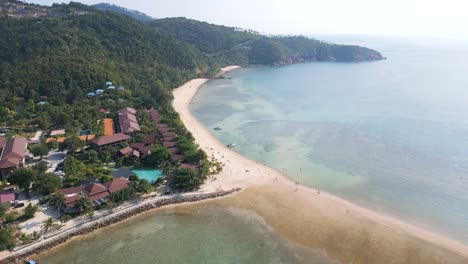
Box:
[172,66,468,263]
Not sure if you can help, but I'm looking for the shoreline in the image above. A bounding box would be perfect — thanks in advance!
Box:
[0,189,241,263]
[173,65,468,262]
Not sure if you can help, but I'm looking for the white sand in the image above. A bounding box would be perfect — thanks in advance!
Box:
[172,65,468,260]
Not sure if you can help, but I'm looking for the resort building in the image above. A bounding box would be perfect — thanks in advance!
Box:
[118,107,140,135]
[147,108,161,124]
[90,133,130,153]
[0,137,28,177]
[58,178,130,212]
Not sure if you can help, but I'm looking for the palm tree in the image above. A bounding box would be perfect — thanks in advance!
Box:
[74,195,93,218]
[41,217,59,233]
[49,192,65,215]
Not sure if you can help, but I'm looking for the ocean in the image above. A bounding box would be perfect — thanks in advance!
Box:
[191,36,468,243]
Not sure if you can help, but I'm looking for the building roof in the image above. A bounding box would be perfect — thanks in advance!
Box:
[148,109,160,123]
[163,137,174,142]
[119,113,138,123]
[119,146,132,156]
[120,121,141,134]
[96,89,104,94]
[132,150,141,158]
[163,142,176,148]
[156,124,168,129]
[143,133,156,145]
[84,183,107,196]
[45,138,56,143]
[103,118,115,136]
[157,127,170,133]
[90,133,130,146]
[87,135,96,140]
[161,132,176,138]
[0,188,15,203]
[0,158,20,169]
[88,191,110,202]
[56,137,66,143]
[87,92,96,97]
[104,178,130,193]
[0,137,27,161]
[64,194,81,208]
[107,86,115,89]
[118,107,137,115]
[110,169,135,178]
[59,185,85,196]
[79,135,87,141]
[106,81,113,86]
[50,129,66,136]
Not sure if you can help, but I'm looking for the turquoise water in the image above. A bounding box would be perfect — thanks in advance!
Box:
[192,37,468,243]
[132,169,163,183]
[39,207,333,264]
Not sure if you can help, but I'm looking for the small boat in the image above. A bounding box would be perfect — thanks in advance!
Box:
[213,127,222,131]
[227,143,236,148]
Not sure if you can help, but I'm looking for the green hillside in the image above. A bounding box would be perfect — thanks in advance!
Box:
[150,17,385,66]
[0,8,215,107]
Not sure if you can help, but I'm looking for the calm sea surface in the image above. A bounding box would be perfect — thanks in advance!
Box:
[39,207,332,264]
[192,36,468,243]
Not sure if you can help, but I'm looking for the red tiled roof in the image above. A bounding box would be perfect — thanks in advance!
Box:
[120,121,141,134]
[0,137,27,161]
[59,186,85,195]
[130,143,145,151]
[91,133,130,146]
[163,142,176,148]
[84,183,107,196]
[161,132,176,138]
[119,113,137,123]
[132,150,141,158]
[148,109,160,123]
[0,158,20,169]
[104,178,131,194]
[0,188,15,203]
[156,124,168,129]
[64,194,81,208]
[118,107,137,115]
[157,127,170,133]
[163,137,174,142]
[119,146,132,156]
[143,133,156,145]
[56,137,66,143]
[88,191,110,202]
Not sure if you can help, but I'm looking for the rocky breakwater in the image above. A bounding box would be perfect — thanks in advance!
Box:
[0,188,241,264]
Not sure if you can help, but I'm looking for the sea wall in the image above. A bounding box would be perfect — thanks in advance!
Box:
[0,188,241,264]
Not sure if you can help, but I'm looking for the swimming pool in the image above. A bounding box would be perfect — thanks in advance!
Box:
[131,169,163,183]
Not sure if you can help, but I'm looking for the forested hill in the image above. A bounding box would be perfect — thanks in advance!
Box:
[150,17,385,66]
[0,3,216,107]
[92,3,154,22]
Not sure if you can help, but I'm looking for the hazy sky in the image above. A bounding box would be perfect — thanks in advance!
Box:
[27,0,468,38]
